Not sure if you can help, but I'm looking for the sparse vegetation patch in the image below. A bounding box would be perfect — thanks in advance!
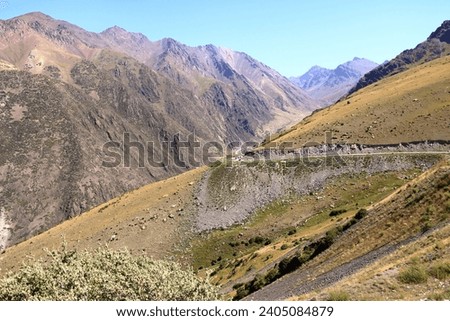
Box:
[397,265,428,284]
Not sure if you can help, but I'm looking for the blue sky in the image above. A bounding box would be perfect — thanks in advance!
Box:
[0,0,448,76]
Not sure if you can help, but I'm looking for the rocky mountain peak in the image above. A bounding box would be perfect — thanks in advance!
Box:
[290,58,378,105]
[160,37,183,49]
[101,25,150,45]
[102,25,127,34]
[428,20,450,43]
[309,65,330,72]
[14,11,54,22]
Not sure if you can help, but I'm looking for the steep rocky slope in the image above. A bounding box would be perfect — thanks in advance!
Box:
[1,12,317,135]
[0,12,318,247]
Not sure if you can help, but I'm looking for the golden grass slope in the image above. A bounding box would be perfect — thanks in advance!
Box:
[0,167,206,276]
[268,55,450,147]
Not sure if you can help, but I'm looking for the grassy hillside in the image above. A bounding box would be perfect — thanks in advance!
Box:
[291,160,450,300]
[0,152,447,301]
[266,55,450,147]
[293,222,450,301]
[0,167,206,276]
[245,159,449,300]
[193,168,421,290]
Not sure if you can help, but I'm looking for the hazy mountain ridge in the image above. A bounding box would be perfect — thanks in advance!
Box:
[291,57,378,106]
[1,12,317,134]
[290,65,332,90]
[350,20,450,94]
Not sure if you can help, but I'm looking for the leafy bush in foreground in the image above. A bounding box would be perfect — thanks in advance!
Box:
[0,246,218,301]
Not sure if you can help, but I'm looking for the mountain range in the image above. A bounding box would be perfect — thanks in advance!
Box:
[0,13,448,303]
[290,57,378,106]
[0,12,317,248]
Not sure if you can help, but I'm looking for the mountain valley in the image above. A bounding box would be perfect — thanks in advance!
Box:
[0,12,317,248]
[0,13,449,302]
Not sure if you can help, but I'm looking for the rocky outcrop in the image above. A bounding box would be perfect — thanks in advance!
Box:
[350,20,450,94]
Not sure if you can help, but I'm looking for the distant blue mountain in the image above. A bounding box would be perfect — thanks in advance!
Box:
[290,57,378,106]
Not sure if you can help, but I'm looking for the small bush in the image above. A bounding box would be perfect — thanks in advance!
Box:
[421,222,432,233]
[342,218,358,231]
[234,287,249,301]
[287,229,297,236]
[208,160,222,168]
[0,246,218,301]
[278,256,302,275]
[248,275,265,293]
[397,265,428,284]
[264,268,279,284]
[248,236,271,245]
[232,283,244,290]
[228,241,240,248]
[354,208,368,220]
[428,289,450,301]
[329,209,347,217]
[280,244,289,250]
[429,262,450,280]
[327,290,350,301]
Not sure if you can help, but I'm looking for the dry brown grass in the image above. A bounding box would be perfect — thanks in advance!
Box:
[268,55,450,147]
[0,167,206,276]
[197,169,420,294]
[287,161,450,301]
[292,223,450,301]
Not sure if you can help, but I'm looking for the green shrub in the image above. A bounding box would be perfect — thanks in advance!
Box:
[428,289,450,301]
[0,246,218,301]
[329,209,347,217]
[278,256,302,275]
[228,241,240,248]
[287,229,297,236]
[397,265,428,284]
[234,287,249,301]
[429,262,450,280]
[264,268,279,284]
[354,208,368,220]
[232,283,244,290]
[342,218,358,231]
[248,236,271,245]
[421,222,432,233]
[248,275,265,293]
[327,290,350,301]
